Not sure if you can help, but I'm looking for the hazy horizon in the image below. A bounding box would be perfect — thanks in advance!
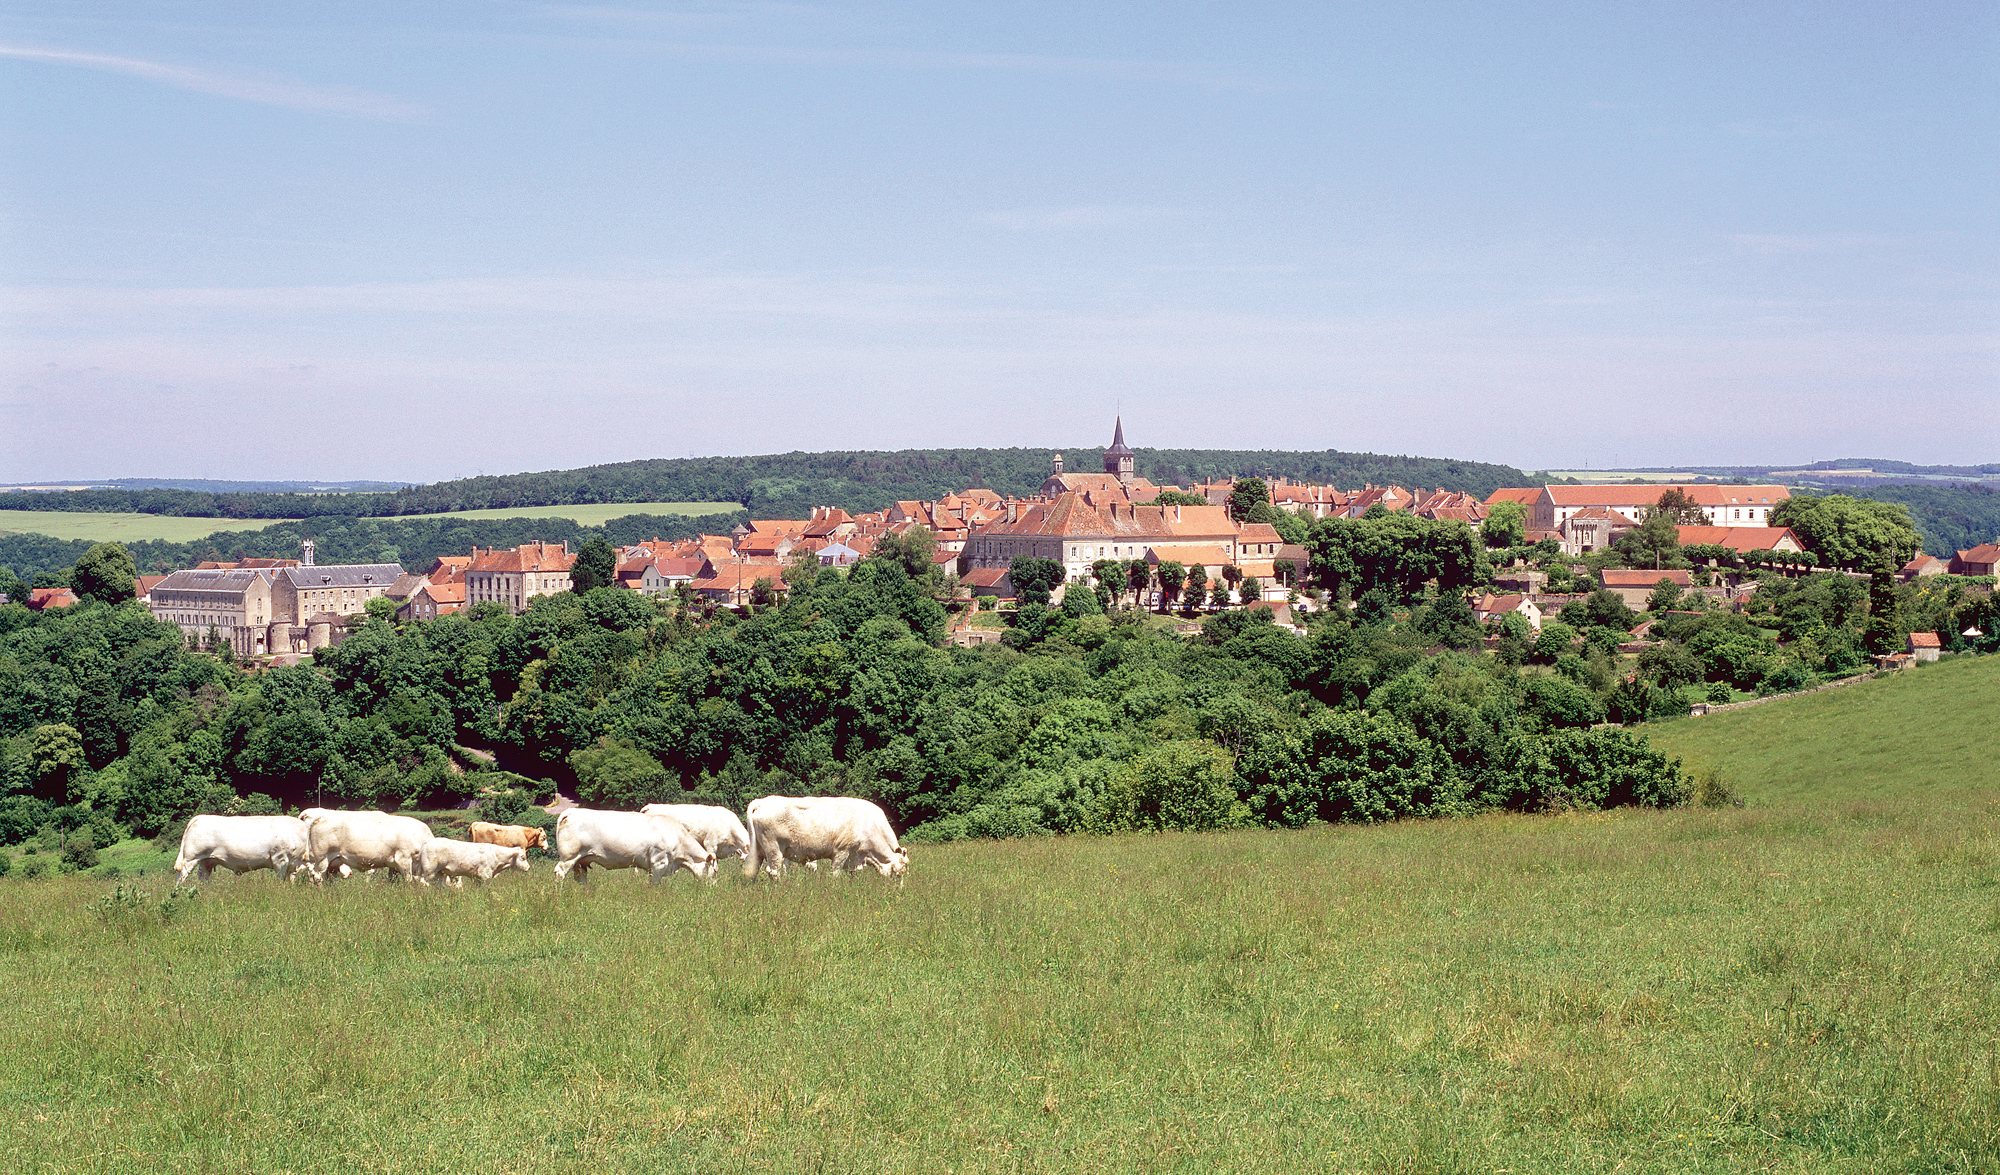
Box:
[4,2,1996,481]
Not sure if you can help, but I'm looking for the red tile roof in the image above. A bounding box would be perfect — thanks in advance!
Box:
[1676,525,1801,552]
[1908,631,1942,649]
[1486,488,1542,506]
[26,586,78,610]
[1600,569,1694,587]
[468,542,575,573]
[1547,484,1789,507]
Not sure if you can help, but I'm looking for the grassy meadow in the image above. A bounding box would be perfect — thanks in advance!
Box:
[0,510,295,543]
[1,658,1996,1171]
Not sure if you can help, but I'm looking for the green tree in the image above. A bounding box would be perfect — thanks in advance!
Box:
[1149,489,1209,507]
[1154,561,1186,614]
[1126,561,1153,609]
[1228,478,1270,522]
[870,526,937,579]
[70,542,137,606]
[1007,557,1066,608]
[1652,488,1710,524]
[570,537,618,593]
[1615,510,1682,570]
[1645,579,1683,612]
[1184,563,1208,612]
[1481,501,1526,549]
[30,723,87,803]
[1208,580,1232,610]
[1862,570,1902,655]
[1772,494,1922,571]
[571,738,671,807]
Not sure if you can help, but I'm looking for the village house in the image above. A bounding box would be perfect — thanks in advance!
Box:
[690,562,787,608]
[1599,568,1695,609]
[1950,543,2000,577]
[465,541,574,614]
[1497,484,1792,534]
[1907,632,1942,663]
[1900,553,1948,581]
[26,586,78,611]
[1472,592,1543,631]
[401,579,467,621]
[1675,525,1805,556]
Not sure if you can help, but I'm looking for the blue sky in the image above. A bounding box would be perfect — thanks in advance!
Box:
[2,1,1995,482]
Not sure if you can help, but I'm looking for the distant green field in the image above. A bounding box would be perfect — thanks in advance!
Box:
[1544,470,1701,483]
[0,658,1993,1170]
[400,501,741,525]
[0,509,294,543]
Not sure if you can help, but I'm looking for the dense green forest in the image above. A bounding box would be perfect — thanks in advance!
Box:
[6,507,1995,872]
[0,511,747,588]
[0,446,1531,520]
[1851,483,2000,556]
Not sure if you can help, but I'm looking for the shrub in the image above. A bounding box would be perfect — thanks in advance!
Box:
[0,852,10,878]
[61,830,99,872]
[17,855,47,879]
[479,786,534,825]
[1690,767,1744,809]
[1100,742,1247,833]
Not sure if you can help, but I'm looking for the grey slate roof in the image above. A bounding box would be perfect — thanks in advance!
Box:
[154,569,269,593]
[278,563,406,588]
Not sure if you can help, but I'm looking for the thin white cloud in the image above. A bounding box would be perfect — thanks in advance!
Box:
[986,205,1186,231]
[0,42,425,121]
[651,41,1272,90]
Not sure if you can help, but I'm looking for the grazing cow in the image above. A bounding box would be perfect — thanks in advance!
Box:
[468,821,548,852]
[638,803,752,861]
[173,814,310,886]
[744,796,908,879]
[301,809,434,882]
[553,808,716,883]
[417,839,530,887]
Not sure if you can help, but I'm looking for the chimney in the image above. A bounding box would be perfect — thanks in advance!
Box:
[1174,505,1182,524]
[1007,501,1018,524]
[301,539,315,567]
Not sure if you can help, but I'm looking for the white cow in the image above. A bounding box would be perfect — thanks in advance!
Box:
[639,803,752,861]
[301,808,434,882]
[553,808,717,883]
[416,839,530,887]
[744,796,908,879]
[173,814,310,885]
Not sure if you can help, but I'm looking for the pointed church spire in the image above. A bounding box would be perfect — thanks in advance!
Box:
[1102,416,1135,484]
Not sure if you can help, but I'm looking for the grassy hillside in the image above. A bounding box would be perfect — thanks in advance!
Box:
[0,659,1994,1171]
[0,509,293,543]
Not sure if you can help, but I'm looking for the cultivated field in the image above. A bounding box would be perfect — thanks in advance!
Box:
[1,659,1994,1172]
[400,501,741,525]
[0,509,294,543]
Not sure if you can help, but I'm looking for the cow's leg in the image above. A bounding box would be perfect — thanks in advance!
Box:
[197,860,218,883]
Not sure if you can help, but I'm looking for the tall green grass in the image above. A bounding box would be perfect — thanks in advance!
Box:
[1,658,1995,1172]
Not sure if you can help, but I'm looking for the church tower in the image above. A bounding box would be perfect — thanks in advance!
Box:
[1102,417,1135,487]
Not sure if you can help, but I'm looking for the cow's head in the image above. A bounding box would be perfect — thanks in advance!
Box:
[508,848,531,872]
[528,828,548,851]
[688,851,719,881]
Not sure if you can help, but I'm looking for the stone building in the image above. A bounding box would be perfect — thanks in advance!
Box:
[147,542,407,657]
[465,541,575,614]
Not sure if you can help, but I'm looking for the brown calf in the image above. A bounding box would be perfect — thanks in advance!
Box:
[469,821,548,851]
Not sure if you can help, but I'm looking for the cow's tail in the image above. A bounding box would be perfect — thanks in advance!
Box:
[743,814,761,880]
